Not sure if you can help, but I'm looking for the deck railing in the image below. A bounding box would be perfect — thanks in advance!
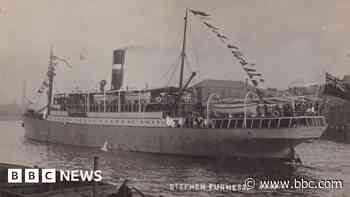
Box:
[209,116,326,129]
[58,104,146,113]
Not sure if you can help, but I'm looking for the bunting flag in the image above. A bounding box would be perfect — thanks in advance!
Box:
[42,81,49,87]
[37,54,71,95]
[46,55,71,79]
[247,73,262,78]
[251,79,258,86]
[47,69,55,78]
[37,79,50,94]
[38,85,45,94]
[239,60,248,66]
[190,9,265,89]
[216,33,227,39]
[203,21,218,30]
[324,72,350,101]
[227,44,239,50]
[190,9,210,17]
[232,51,244,58]
[48,65,55,72]
[243,67,256,72]
[53,56,72,68]
[211,29,219,34]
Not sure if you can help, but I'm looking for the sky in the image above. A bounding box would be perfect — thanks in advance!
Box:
[0,0,349,104]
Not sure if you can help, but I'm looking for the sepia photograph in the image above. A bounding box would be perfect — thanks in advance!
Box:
[0,0,349,196]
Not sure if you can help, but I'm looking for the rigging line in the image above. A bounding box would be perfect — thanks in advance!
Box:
[166,59,180,87]
[187,30,204,84]
[184,56,200,86]
[184,55,193,73]
[184,55,196,83]
[188,23,201,71]
[190,15,239,80]
[158,55,182,82]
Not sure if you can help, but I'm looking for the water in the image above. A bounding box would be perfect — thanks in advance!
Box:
[0,120,349,197]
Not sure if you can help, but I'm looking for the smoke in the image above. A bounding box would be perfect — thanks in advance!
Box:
[117,44,147,51]
[117,44,177,52]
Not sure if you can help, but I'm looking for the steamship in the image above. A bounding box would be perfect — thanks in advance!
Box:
[23,9,327,161]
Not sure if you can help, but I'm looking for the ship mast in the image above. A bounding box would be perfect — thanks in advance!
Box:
[179,8,188,89]
[47,46,54,116]
[176,9,189,117]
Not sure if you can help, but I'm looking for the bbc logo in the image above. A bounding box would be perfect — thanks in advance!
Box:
[8,169,56,183]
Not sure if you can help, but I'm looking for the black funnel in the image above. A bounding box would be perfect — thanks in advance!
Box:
[111,50,125,90]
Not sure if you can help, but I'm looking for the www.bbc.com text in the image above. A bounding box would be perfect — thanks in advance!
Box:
[245,177,343,191]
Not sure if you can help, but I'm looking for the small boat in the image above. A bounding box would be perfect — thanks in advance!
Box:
[213,102,258,114]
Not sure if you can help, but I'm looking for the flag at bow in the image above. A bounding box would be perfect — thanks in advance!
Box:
[52,56,72,68]
[324,72,350,101]
[37,50,72,95]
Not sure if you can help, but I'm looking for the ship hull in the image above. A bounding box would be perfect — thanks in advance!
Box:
[23,116,326,159]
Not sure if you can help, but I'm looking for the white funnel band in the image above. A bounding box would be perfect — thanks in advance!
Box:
[112,64,122,70]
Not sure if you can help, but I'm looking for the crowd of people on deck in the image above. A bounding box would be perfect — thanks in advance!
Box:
[166,113,207,128]
[256,101,326,118]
